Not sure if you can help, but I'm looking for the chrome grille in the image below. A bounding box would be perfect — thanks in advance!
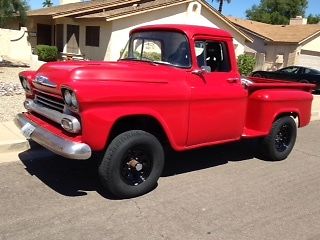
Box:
[34,91,65,113]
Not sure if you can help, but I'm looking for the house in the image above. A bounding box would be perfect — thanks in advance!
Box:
[228,17,320,71]
[25,0,252,61]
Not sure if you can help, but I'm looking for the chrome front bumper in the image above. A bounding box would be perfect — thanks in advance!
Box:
[14,113,92,160]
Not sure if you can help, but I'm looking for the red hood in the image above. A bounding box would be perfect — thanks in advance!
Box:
[33,60,185,95]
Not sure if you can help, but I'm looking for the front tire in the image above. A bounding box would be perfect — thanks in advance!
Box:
[98,130,164,198]
[260,116,297,161]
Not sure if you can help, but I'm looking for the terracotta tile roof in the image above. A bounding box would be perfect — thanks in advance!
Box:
[228,17,320,44]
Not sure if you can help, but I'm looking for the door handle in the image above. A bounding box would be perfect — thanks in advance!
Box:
[227,78,239,84]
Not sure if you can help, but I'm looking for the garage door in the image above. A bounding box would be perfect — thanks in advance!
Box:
[298,50,320,70]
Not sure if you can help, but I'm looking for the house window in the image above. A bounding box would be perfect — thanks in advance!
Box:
[86,26,100,47]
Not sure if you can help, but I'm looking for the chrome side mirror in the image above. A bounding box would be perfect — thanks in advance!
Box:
[192,66,211,76]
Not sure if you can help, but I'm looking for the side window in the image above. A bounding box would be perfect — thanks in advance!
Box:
[279,67,299,74]
[195,41,231,72]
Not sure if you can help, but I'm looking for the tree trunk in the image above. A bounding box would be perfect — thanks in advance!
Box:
[218,0,223,12]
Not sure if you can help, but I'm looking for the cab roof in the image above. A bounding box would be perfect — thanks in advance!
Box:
[131,24,233,39]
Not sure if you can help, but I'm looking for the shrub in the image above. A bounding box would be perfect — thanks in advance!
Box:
[237,54,256,76]
[36,45,58,62]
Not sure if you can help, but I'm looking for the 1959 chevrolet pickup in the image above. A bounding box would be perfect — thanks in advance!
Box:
[15,25,314,198]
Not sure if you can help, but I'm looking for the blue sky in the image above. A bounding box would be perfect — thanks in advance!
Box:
[29,0,319,17]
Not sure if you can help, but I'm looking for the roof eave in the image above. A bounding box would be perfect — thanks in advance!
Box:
[199,1,253,43]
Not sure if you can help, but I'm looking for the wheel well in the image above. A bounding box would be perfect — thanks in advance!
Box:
[107,115,169,147]
[275,112,300,127]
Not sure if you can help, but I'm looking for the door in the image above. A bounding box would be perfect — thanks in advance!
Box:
[67,24,79,54]
[37,24,52,45]
[187,40,247,146]
[55,24,64,52]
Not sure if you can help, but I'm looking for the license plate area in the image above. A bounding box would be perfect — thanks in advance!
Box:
[21,123,36,139]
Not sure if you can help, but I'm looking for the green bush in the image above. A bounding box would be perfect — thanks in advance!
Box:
[237,54,256,76]
[36,45,58,62]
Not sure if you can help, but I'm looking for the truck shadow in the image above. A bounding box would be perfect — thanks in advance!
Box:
[18,139,261,199]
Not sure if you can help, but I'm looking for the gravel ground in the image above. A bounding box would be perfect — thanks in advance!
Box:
[0,66,30,122]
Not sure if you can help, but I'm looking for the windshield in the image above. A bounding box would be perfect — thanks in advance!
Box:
[120,31,191,68]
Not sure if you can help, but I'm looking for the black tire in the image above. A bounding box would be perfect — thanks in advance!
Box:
[252,73,262,78]
[260,116,297,161]
[98,130,164,198]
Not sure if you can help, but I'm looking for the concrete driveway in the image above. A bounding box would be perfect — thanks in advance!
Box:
[0,121,320,240]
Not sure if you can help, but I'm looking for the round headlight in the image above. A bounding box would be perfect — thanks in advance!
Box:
[71,92,78,108]
[22,78,28,89]
[64,90,72,106]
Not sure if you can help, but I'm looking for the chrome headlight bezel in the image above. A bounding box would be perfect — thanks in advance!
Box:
[19,76,32,93]
[62,88,79,112]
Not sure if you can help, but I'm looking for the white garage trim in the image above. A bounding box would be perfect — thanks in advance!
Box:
[298,50,320,70]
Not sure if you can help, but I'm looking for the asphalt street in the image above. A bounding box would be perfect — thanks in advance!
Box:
[0,121,320,240]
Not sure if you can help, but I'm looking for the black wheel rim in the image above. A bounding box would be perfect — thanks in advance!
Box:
[120,146,153,186]
[275,123,292,152]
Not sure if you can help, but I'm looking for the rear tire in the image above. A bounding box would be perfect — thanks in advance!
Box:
[98,130,164,198]
[260,116,297,161]
[252,73,262,78]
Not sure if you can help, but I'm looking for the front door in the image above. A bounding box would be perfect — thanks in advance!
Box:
[187,39,247,146]
[37,24,52,45]
[67,24,79,54]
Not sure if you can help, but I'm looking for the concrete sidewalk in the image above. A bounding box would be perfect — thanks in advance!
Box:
[0,121,30,154]
[0,95,319,156]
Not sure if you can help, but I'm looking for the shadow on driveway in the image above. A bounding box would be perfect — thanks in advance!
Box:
[18,139,261,199]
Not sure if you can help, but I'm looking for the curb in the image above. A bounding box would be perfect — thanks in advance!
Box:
[0,121,30,154]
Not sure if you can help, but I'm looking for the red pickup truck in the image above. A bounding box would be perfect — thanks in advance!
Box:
[15,25,314,198]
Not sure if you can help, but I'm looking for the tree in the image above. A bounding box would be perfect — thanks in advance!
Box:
[0,0,29,28]
[42,0,53,8]
[246,0,308,25]
[307,14,320,24]
[212,0,231,13]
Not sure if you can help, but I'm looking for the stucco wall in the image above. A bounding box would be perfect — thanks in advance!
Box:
[301,34,320,52]
[0,27,32,63]
[264,44,297,69]
[25,1,248,62]
[54,18,111,60]
[107,2,247,61]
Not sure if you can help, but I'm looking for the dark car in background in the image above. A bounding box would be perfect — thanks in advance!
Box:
[251,66,320,92]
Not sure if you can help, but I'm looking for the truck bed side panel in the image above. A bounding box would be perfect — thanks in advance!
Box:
[243,89,313,137]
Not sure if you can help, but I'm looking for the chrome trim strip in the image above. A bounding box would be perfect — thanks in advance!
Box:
[14,113,91,160]
[35,97,64,112]
[24,99,81,134]
[36,95,65,107]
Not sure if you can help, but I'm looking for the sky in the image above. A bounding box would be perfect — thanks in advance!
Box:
[29,0,319,17]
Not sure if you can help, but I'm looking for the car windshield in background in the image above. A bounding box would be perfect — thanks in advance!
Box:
[120,31,191,68]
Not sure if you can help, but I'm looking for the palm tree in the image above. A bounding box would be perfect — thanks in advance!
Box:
[213,0,231,13]
[0,0,29,28]
[42,0,53,8]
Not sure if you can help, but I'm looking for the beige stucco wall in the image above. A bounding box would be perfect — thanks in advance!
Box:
[106,1,247,61]
[0,27,32,63]
[25,1,248,62]
[263,43,297,69]
[54,18,111,60]
[301,35,320,52]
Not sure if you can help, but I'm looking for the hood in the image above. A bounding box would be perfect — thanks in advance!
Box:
[34,60,184,95]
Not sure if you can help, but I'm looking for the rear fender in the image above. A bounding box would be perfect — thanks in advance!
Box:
[245,89,313,135]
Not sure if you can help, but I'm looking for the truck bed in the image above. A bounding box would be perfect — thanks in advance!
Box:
[247,77,315,92]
